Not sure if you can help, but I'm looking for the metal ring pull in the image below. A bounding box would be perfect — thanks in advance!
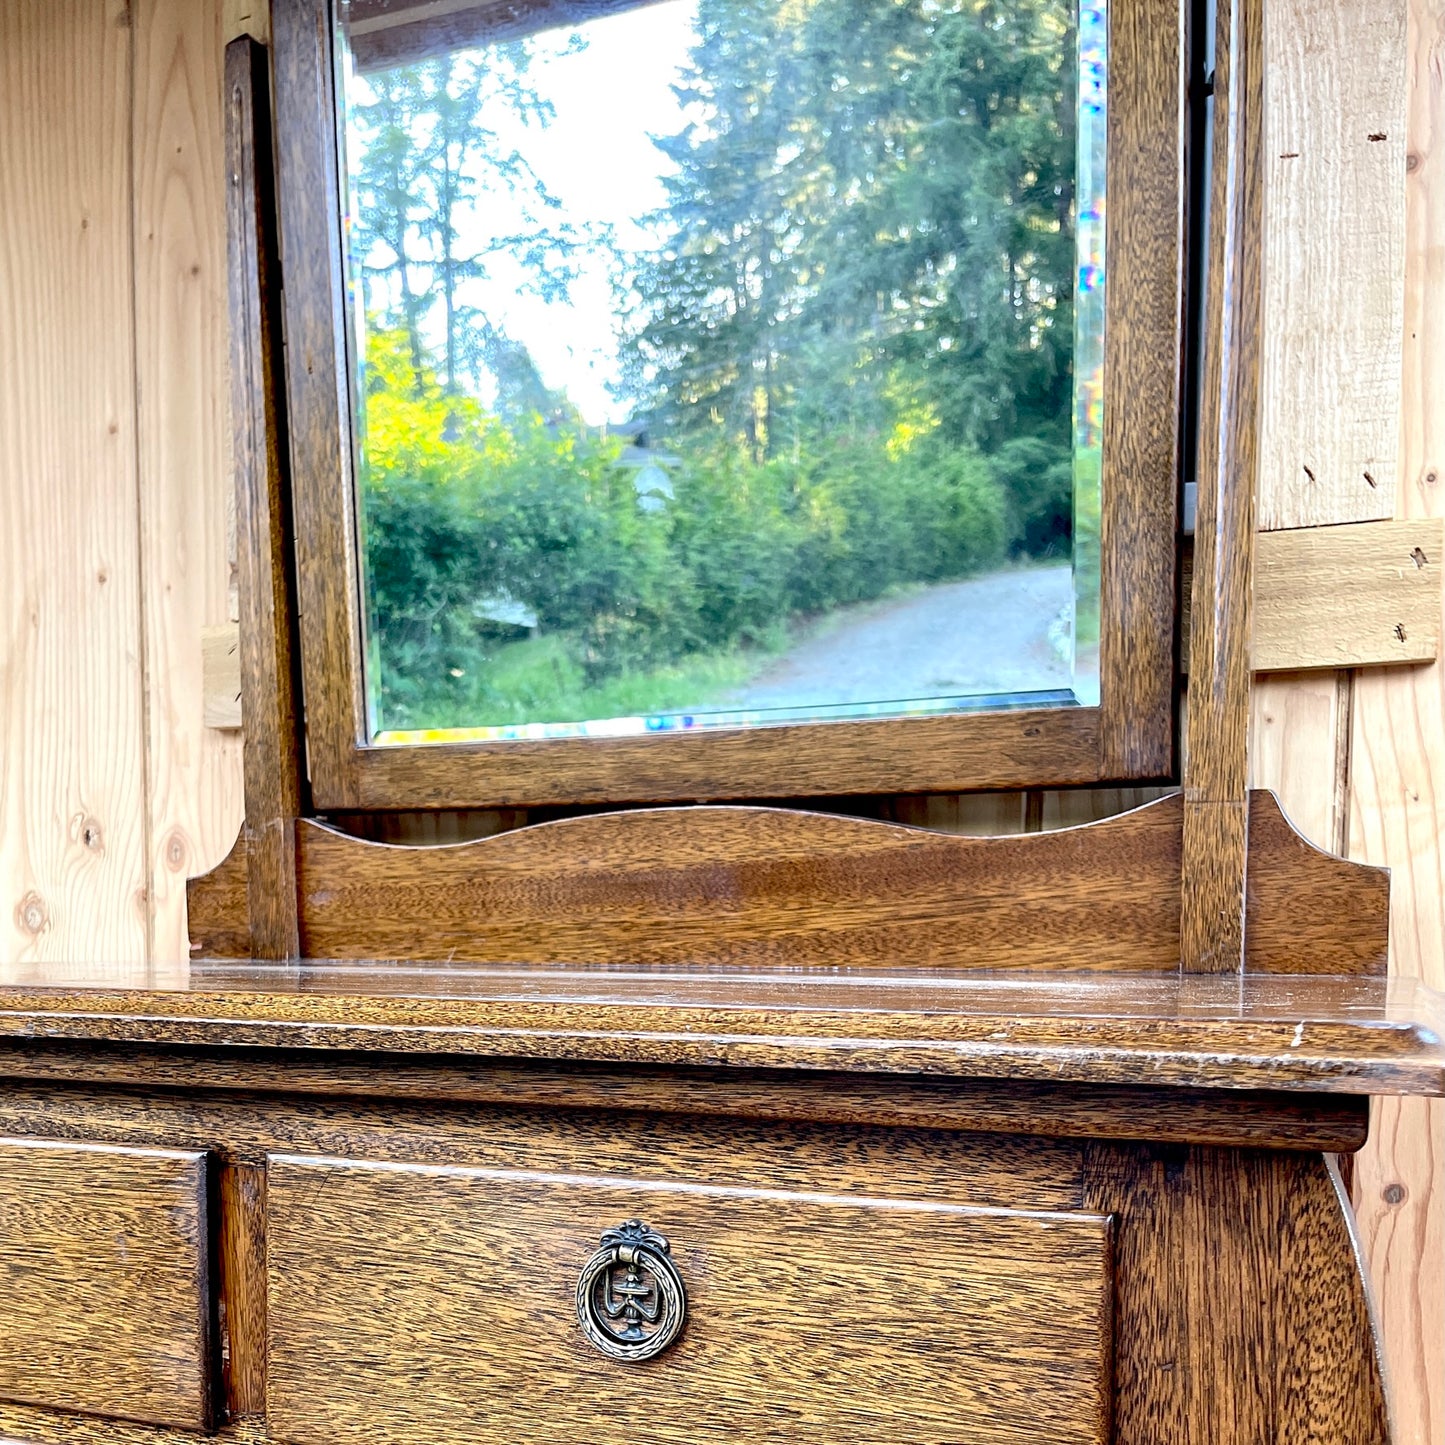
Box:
[575,1219,687,1362]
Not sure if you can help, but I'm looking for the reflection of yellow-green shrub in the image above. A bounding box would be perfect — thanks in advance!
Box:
[359,329,1035,729]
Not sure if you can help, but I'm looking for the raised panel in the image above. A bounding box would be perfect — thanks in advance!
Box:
[267,1152,1114,1445]
[0,1137,213,1431]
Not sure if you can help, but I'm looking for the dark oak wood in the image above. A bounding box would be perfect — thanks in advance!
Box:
[1084,1146,1389,1443]
[1245,791,1392,976]
[1097,0,1186,778]
[186,832,250,958]
[187,789,1389,976]
[1181,0,1266,972]
[218,1161,268,1417]
[0,1041,1372,1153]
[271,0,367,796]
[227,36,305,958]
[0,1081,1087,1211]
[0,1137,215,1431]
[272,0,1181,810]
[0,1078,1399,1445]
[0,966,1439,1094]
[266,1153,1115,1445]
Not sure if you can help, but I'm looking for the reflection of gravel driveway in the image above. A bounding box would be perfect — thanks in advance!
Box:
[724,564,1073,711]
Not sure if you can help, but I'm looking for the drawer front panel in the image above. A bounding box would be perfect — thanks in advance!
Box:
[0,1136,213,1430]
[268,1153,1113,1445]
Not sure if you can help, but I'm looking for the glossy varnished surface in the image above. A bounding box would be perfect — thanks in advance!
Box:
[267,1155,1114,1445]
[271,0,1182,811]
[187,791,1391,978]
[0,1070,1394,1445]
[1182,0,1266,972]
[0,1137,214,1431]
[0,963,1438,1094]
[0,1041,1372,1152]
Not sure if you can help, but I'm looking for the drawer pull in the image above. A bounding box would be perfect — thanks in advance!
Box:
[575,1219,687,1362]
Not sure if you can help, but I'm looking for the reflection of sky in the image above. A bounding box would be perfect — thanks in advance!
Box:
[348,1,699,424]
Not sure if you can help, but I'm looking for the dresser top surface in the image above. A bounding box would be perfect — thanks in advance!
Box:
[0,962,1439,1098]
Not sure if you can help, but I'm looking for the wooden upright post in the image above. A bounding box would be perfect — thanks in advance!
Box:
[1182,0,1265,972]
[226,37,306,958]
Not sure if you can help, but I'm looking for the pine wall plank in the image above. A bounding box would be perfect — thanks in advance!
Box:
[132,0,245,968]
[1347,1,1445,1437]
[1257,0,1406,530]
[0,0,151,968]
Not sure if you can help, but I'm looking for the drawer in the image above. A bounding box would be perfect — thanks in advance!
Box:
[267,1153,1114,1445]
[0,1136,214,1431]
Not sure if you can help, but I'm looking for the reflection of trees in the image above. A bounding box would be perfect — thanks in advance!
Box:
[344,0,1087,728]
[621,0,1076,509]
[348,46,593,399]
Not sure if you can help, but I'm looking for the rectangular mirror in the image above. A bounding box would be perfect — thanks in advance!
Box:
[335,0,1108,745]
[272,0,1180,807]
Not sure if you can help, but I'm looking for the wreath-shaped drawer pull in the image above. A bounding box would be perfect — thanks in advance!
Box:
[575,1219,687,1363]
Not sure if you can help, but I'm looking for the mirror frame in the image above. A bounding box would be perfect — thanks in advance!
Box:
[270,0,1187,810]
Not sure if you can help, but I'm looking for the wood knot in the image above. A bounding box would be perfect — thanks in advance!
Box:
[165,830,188,872]
[70,812,104,852]
[14,892,49,937]
[1383,1182,1406,1205]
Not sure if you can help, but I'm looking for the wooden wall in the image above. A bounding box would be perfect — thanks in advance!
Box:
[0,0,242,983]
[0,0,1439,1438]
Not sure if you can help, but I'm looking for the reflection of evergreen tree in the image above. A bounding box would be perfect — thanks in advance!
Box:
[348,46,588,396]
[621,0,1076,480]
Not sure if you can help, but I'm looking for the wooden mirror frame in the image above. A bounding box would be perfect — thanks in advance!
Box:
[271,0,1187,811]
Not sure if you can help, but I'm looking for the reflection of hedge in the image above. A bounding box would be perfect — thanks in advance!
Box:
[358,330,1064,727]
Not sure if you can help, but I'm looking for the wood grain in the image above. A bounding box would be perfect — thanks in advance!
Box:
[271,0,369,800]
[1254,519,1443,670]
[1084,1144,1389,1443]
[184,790,1389,977]
[277,0,1180,810]
[186,824,250,958]
[0,0,149,967]
[203,623,243,729]
[134,0,246,968]
[0,1040,1372,1153]
[292,797,1193,971]
[0,1078,1088,1212]
[224,0,272,44]
[1347,1,1445,1436]
[1095,0,1183,779]
[228,34,306,959]
[1251,670,1352,853]
[1181,0,1265,973]
[218,1161,268,1417]
[0,1405,266,1445]
[0,1136,214,1430]
[1183,521,1445,672]
[0,966,1437,1093]
[266,1154,1114,1445]
[1258,0,1406,531]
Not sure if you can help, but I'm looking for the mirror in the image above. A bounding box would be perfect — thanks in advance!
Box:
[335,0,1106,744]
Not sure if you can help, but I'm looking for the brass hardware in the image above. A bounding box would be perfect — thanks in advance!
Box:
[575,1220,687,1363]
